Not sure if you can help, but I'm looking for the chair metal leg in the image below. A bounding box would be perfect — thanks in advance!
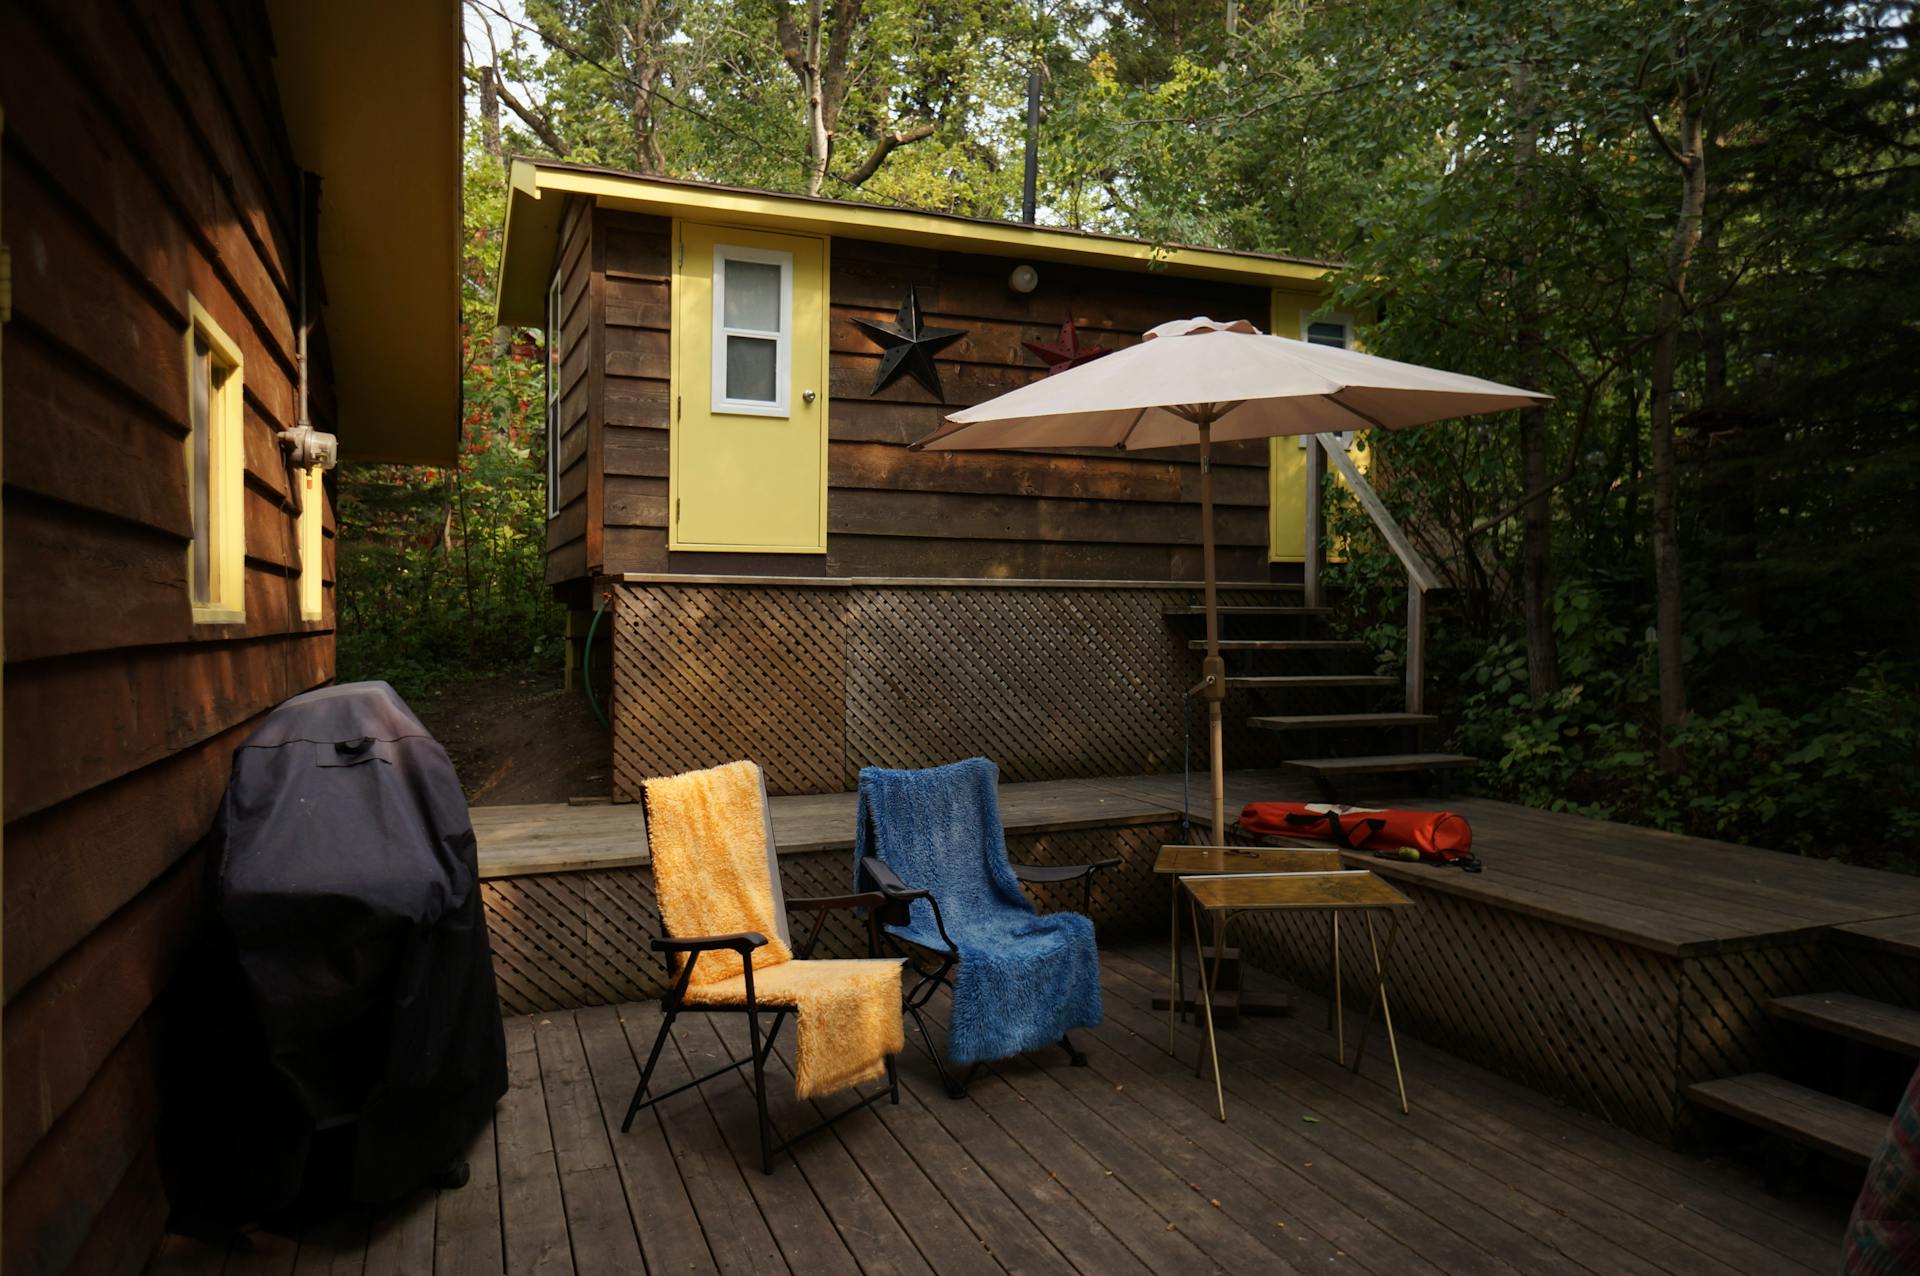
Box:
[621,1008,677,1133]
[746,1007,774,1174]
[906,1001,973,1100]
[1061,1033,1088,1067]
[885,1052,899,1105]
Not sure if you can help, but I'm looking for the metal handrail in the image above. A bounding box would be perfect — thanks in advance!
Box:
[1301,434,1439,714]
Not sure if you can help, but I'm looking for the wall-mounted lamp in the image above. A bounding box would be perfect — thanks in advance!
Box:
[1008,264,1039,294]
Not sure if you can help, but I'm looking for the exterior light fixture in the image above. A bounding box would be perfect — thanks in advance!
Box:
[1008,264,1039,294]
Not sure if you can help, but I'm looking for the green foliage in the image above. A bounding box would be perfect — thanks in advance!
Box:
[478,0,1032,210]
[335,141,564,703]
[1451,600,1919,871]
[393,1,1916,867]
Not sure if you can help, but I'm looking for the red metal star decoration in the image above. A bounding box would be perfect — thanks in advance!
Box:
[1022,320,1114,375]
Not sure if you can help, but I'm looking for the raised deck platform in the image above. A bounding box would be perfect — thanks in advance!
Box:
[469,770,1920,1142]
[148,947,1849,1276]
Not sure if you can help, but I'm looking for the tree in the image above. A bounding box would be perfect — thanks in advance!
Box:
[1638,18,1713,758]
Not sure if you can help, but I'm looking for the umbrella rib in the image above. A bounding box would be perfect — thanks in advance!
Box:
[1116,406,1151,450]
[1326,394,1391,432]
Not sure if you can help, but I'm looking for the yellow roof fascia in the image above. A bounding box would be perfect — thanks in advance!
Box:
[496,159,1333,328]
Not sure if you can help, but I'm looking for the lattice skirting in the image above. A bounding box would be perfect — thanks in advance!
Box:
[1227,881,1858,1143]
[481,821,1179,1018]
[609,583,1275,800]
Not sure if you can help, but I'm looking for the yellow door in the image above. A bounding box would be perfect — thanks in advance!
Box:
[670,222,829,553]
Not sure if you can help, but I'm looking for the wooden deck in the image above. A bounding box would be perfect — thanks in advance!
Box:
[471,767,1920,956]
[147,945,1849,1276]
[464,769,1920,1142]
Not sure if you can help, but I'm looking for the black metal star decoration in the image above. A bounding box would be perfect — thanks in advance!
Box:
[1023,319,1114,375]
[851,285,966,401]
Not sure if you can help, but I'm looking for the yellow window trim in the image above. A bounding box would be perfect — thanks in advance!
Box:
[184,295,247,624]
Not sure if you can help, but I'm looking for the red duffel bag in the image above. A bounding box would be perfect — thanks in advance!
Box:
[1237,801,1481,870]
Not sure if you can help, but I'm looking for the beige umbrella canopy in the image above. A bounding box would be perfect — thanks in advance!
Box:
[913,317,1550,839]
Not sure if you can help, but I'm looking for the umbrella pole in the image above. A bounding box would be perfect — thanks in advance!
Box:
[1197,418,1228,842]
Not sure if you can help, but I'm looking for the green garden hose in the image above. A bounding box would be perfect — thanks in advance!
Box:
[583,594,611,729]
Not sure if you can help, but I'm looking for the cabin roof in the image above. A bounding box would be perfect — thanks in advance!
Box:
[494,157,1337,328]
[269,0,462,465]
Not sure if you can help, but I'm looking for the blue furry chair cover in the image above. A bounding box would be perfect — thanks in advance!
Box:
[854,758,1102,1066]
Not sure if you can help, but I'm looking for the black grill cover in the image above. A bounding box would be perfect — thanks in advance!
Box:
[178,681,506,1214]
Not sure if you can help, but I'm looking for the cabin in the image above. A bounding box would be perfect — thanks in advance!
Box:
[0,3,459,1271]
[492,158,1389,800]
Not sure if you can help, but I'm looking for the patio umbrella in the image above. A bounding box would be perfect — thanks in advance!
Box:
[912,316,1549,840]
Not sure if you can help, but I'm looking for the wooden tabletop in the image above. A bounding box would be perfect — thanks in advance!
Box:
[1153,845,1345,875]
[1182,869,1413,912]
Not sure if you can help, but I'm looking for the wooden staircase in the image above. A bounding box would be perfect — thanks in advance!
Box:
[1685,991,1917,1169]
[1168,588,1475,796]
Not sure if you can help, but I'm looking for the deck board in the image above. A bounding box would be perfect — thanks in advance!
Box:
[155,945,1848,1276]
[474,769,1920,956]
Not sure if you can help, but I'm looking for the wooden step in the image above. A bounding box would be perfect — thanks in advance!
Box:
[1686,1073,1889,1165]
[1250,713,1439,732]
[1189,639,1369,652]
[1163,605,1328,618]
[1768,992,1920,1058]
[1282,753,1479,776]
[1227,675,1399,690]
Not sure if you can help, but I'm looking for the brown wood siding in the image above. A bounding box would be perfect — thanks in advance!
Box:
[581,210,1274,583]
[595,211,670,580]
[1,3,338,1270]
[544,196,594,585]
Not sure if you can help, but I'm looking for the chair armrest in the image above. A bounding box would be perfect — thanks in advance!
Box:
[788,892,890,913]
[859,855,926,901]
[651,931,768,955]
[1011,857,1122,883]
[859,856,959,954]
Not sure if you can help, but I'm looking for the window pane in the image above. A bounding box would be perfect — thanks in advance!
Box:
[1307,321,1348,348]
[725,335,779,402]
[722,258,781,332]
[190,335,213,605]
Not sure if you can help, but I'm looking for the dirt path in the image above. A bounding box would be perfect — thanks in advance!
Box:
[414,671,611,806]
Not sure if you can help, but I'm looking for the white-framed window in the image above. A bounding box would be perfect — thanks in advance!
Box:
[1301,312,1357,450]
[711,243,792,416]
[184,296,246,623]
[544,268,563,518]
[1305,316,1354,348]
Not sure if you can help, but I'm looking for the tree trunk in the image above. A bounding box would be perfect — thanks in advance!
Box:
[480,65,503,160]
[1648,71,1708,768]
[776,0,834,195]
[626,0,665,174]
[1511,59,1558,697]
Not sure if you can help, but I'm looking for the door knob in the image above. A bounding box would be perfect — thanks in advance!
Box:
[803,389,817,404]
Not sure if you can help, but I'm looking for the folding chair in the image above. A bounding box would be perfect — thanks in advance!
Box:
[620,761,905,1173]
[855,757,1117,1098]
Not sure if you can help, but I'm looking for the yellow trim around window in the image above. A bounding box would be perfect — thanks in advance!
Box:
[184,295,247,624]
